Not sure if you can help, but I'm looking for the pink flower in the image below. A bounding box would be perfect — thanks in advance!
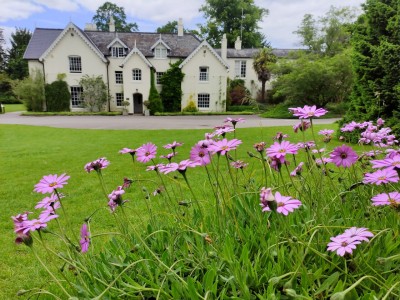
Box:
[253,142,266,153]
[297,141,316,150]
[160,152,177,162]
[85,158,110,173]
[34,173,70,194]
[290,162,304,177]
[293,120,311,133]
[230,160,248,169]
[339,227,374,242]
[327,237,361,256]
[224,117,245,127]
[136,143,157,163]
[214,125,235,137]
[371,192,400,206]
[22,215,58,234]
[266,141,298,162]
[273,132,289,142]
[35,193,59,209]
[315,158,333,165]
[190,144,211,166]
[208,138,242,155]
[261,191,302,215]
[160,159,200,174]
[289,105,328,119]
[12,212,32,234]
[163,141,183,150]
[108,186,126,212]
[318,129,334,136]
[330,145,358,168]
[146,164,165,172]
[363,168,399,185]
[39,202,60,220]
[371,155,400,170]
[259,187,274,212]
[80,223,90,253]
[119,148,137,157]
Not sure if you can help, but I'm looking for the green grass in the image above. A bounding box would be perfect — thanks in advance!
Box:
[3,104,26,113]
[2,122,399,298]
[260,103,342,118]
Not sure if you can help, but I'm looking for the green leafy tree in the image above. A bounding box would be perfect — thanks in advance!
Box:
[6,28,31,79]
[252,47,277,103]
[92,2,138,32]
[271,51,353,107]
[199,0,267,48]
[13,69,45,111]
[45,74,70,112]
[0,28,6,72]
[79,75,108,112]
[156,20,200,36]
[295,6,356,56]
[342,0,400,134]
[147,69,163,115]
[160,60,184,112]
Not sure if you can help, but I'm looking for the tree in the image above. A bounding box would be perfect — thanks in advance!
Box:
[252,47,277,103]
[342,0,400,134]
[294,6,357,56]
[160,60,184,112]
[156,20,200,36]
[6,28,31,79]
[0,28,6,72]
[199,0,267,48]
[79,75,108,112]
[92,2,138,32]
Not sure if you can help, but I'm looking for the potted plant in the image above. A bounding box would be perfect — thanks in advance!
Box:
[122,100,130,115]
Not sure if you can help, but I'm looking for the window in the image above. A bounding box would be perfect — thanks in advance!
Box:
[115,93,124,106]
[198,93,210,108]
[70,86,83,107]
[112,47,125,57]
[115,71,123,84]
[235,60,246,78]
[156,72,164,84]
[132,68,141,81]
[69,56,81,73]
[199,67,209,81]
[154,46,167,59]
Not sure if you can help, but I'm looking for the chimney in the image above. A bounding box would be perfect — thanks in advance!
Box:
[109,16,115,32]
[177,18,183,36]
[84,23,97,31]
[221,34,227,61]
[234,36,242,50]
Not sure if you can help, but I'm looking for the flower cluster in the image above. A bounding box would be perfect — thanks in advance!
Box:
[327,227,374,256]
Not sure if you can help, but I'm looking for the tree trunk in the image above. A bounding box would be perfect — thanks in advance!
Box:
[261,80,266,103]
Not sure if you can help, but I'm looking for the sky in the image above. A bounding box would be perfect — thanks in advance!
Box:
[0,0,366,49]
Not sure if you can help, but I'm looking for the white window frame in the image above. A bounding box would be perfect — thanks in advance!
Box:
[112,47,125,57]
[235,60,246,78]
[156,72,164,85]
[154,46,167,59]
[198,93,210,109]
[69,56,81,73]
[115,93,124,107]
[132,68,142,81]
[115,71,123,84]
[199,67,209,82]
[70,86,83,107]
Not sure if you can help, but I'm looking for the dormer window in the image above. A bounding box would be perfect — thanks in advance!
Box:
[112,47,125,57]
[154,45,167,59]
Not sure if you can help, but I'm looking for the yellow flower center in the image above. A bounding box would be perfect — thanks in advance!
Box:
[49,182,57,187]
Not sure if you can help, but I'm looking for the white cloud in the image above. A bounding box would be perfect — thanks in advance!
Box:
[1,26,16,49]
[0,1,43,22]
[33,0,80,11]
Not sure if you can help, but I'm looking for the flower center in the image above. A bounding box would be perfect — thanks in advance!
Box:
[340,153,348,159]
[278,149,286,153]
[221,146,229,151]
[277,202,284,207]
[199,152,205,157]
[378,176,387,181]
[307,112,314,116]
[49,182,57,187]
[341,241,348,247]
[145,151,150,156]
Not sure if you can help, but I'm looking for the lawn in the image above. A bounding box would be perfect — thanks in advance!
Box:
[2,104,26,113]
[2,121,399,298]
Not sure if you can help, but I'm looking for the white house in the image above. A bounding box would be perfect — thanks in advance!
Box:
[24,18,292,114]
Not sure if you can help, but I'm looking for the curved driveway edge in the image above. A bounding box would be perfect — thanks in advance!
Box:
[0,112,339,130]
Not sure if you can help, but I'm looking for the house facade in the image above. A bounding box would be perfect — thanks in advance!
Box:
[24,19,289,114]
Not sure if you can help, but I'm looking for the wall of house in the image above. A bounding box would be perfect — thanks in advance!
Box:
[43,27,107,111]
[226,58,260,99]
[28,61,43,77]
[121,52,151,114]
[148,58,180,93]
[181,45,228,112]
[108,58,125,112]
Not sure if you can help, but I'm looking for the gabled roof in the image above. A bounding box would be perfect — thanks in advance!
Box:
[38,23,107,63]
[106,34,128,49]
[121,45,153,68]
[179,40,229,69]
[150,35,171,50]
[24,28,62,60]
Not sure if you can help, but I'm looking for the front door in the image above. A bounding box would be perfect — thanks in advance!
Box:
[133,93,143,114]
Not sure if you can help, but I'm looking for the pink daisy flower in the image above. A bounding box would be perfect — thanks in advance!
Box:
[84,158,110,173]
[224,117,245,127]
[253,142,266,153]
[190,144,211,166]
[340,227,374,242]
[290,162,304,177]
[371,155,400,170]
[208,138,242,155]
[371,192,400,206]
[259,187,274,212]
[214,125,235,137]
[261,192,302,215]
[34,173,70,194]
[363,168,399,185]
[266,141,298,162]
[327,237,361,256]
[293,120,311,133]
[34,193,59,209]
[146,164,165,172]
[230,160,248,169]
[163,141,183,150]
[119,148,137,157]
[80,223,90,253]
[330,145,358,168]
[39,202,60,220]
[136,143,157,163]
[318,129,334,136]
[289,105,328,119]
[160,159,200,174]
[315,158,333,165]
[108,186,126,212]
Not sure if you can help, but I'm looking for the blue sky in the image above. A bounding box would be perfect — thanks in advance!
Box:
[1,0,365,49]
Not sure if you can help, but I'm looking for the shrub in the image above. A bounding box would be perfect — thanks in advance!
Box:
[13,69,45,111]
[79,75,108,112]
[182,100,198,112]
[160,60,184,112]
[0,73,19,104]
[147,69,163,115]
[45,76,70,112]
[227,79,251,106]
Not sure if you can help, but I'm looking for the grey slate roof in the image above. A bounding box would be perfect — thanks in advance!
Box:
[215,48,299,58]
[24,26,202,60]
[24,28,63,59]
